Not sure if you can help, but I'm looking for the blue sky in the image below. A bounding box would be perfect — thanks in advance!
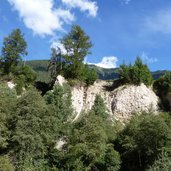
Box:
[0,0,171,70]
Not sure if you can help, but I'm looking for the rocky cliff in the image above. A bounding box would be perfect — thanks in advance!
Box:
[55,76,159,122]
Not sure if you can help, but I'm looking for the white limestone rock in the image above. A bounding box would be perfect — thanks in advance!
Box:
[71,83,159,121]
[111,84,159,122]
[55,75,67,86]
[54,75,159,122]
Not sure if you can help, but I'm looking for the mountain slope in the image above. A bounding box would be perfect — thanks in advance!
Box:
[26,60,169,82]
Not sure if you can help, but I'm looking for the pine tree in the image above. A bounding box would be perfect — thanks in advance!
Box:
[60,25,92,79]
[1,29,27,74]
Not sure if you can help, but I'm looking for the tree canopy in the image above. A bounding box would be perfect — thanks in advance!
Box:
[49,25,93,82]
[119,57,153,86]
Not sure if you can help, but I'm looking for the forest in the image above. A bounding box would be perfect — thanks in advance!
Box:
[0,26,171,171]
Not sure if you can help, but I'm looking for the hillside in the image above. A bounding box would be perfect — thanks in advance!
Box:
[26,60,169,82]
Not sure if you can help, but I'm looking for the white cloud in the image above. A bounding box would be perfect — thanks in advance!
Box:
[8,0,98,36]
[141,52,158,64]
[61,0,98,17]
[144,9,171,34]
[50,39,67,55]
[8,0,74,36]
[88,56,118,68]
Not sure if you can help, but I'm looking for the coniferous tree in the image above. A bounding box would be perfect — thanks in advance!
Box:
[1,29,27,74]
[60,25,92,79]
[119,57,153,86]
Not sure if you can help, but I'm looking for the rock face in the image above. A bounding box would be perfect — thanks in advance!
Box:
[71,81,111,121]
[55,76,159,122]
[55,75,67,86]
[111,84,159,122]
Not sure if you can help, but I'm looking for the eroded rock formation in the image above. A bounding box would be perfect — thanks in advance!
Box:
[55,76,159,122]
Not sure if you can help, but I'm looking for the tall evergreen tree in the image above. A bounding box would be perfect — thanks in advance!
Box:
[60,25,92,79]
[1,29,27,74]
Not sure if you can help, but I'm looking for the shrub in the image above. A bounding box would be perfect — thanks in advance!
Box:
[83,65,98,86]
[14,65,37,94]
[91,94,108,119]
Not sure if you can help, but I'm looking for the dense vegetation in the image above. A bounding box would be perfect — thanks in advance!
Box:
[0,29,36,94]
[119,57,153,86]
[1,83,171,171]
[0,27,171,171]
[153,72,171,111]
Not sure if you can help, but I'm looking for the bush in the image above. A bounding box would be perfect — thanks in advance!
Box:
[14,65,37,94]
[83,65,98,86]
[91,94,108,119]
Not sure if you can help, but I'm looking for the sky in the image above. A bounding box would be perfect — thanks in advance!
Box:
[0,0,171,71]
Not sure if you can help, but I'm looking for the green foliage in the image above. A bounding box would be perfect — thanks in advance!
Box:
[47,25,97,85]
[1,29,27,74]
[44,84,73,122]
[91,94,108,119]
[0,111,9,149]
[14,65,37,94]
[12,89,58,170]
[26,60,50,83]
[60,25,92,80]
[116,113,171,171]
[147,150,171,171]
[119,57,153,86]
[154,72,171,95]
[83,65,98,86]
[0,84,17,150]
[153,72,171,111]
[0,155,15,171]
[54,114,121,171]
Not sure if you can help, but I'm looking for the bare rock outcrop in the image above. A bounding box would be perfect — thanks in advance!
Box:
[55,75,67,86]
[111,84,159,122]
[55,76,159,122]
[71,81,111,121]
